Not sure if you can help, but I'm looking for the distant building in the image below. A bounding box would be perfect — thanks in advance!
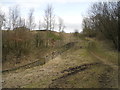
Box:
[35,29,56,32]
[35,29,48,32]
[13,26,30,31]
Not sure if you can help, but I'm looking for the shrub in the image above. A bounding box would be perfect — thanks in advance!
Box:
[2,27,33,62]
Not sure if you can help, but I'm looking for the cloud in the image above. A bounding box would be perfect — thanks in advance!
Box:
[1,0,111,4]
[62,15,83,24]
[0,3,9,15]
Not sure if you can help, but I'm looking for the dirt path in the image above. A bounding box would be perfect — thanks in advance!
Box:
[89,51,118,88]
[90,51,118,70]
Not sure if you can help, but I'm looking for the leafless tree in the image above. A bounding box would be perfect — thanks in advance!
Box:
[0,8,5,30]
[44,4,55,31]
[38,20,41,30]
[10,6,20,29]
[8,8,12,30]
[58,17,65,32]
[17,17,26,27]
[5,7,12,30]
[27,8,36,30]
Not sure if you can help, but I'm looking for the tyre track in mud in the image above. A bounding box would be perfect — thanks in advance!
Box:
[49,62,101,88]
[55,62,100,80]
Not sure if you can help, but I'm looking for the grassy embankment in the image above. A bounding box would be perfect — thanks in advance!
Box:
[22,37,118,88]
[2,33,118,88]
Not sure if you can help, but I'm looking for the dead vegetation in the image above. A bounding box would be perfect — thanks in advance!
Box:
[2,38,118,88]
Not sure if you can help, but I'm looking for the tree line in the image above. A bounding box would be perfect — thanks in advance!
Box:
[0,4,65,32]
[82,2,119,51]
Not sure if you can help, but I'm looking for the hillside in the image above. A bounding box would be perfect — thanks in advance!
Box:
[2,32,119,88]
[2,30,72,71]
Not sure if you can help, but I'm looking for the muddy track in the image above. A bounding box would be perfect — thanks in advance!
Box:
[2,42,77,73]
[2,58,45,73]
[60,62,100,77]
[49,62,100,88]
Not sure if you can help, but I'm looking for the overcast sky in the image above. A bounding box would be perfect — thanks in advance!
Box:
[0,0,115,33]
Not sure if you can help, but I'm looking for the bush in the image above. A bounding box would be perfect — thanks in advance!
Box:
[34,32,44,48]
[2,27,33,62]
[2,29,64,62]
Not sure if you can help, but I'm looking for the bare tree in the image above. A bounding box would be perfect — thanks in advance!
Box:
[38,20,41,30]
[5,7,12,30]
[17,17,26,27]
[44,4,55,31]
[10,6,20,29]
[0,8,5,30]
[27,8,36,30]
[58,17,65,32]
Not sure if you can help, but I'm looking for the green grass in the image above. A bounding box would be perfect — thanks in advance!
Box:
[86,38,118,65]
[47,32,62,40]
